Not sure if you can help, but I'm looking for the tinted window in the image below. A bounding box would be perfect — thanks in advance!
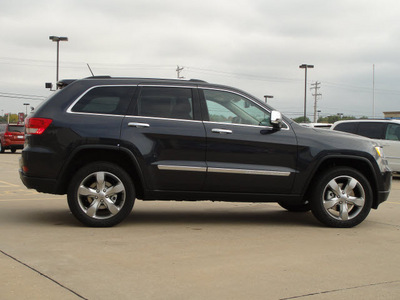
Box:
[357,122,385,139]
[72,86,135,115]
[203,89,271,126]
[334,122,357,133]
[385,123,400,141]
[136,87,193,120]
[8,125,24,133]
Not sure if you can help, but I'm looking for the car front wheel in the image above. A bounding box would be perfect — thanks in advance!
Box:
[310,167,372,228]
[67,162,135,227]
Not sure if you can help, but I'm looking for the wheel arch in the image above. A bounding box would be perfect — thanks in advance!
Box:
[303,156,380,209]
[56,146,145,198]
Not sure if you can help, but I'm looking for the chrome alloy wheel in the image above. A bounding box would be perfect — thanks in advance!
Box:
[77,171,126,220]
[322,175,365,221]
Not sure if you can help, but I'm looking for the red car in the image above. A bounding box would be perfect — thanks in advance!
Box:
[0,124,25,153]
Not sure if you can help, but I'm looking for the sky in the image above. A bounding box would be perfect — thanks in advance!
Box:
[1,0,399,120]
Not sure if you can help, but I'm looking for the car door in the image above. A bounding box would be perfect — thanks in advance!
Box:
[120,85,207,191]
[200,88,297,194]
[380,122,400,172]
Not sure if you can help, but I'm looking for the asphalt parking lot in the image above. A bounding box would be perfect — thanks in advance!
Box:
[1,152,399,300]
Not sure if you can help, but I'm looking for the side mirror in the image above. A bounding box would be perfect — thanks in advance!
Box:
[270,110,282,129]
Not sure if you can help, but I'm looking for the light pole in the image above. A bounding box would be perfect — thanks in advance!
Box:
[23,103,30,116]
[264,95,274,103]
[49,36,68,87]
[299,64,314,122]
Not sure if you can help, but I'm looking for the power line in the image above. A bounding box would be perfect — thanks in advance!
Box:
[0,92,46,101]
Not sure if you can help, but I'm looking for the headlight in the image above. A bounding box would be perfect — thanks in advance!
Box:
[375,146,384,158]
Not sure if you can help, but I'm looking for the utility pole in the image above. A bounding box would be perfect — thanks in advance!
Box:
[372,64,375,119]
[311,81,322,123]
[299,64,314,122]
[176,65,184,79]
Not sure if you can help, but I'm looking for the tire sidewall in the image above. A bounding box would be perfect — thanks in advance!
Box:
[67,162,135,227]
[311,167,373,228]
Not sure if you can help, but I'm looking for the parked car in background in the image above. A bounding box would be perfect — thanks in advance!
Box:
[0,123,25,153]
[299,123,332,129]
[332,119,400,172]
[19,77,391,228]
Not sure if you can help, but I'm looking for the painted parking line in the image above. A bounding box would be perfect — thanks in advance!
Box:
[0,180,20,187]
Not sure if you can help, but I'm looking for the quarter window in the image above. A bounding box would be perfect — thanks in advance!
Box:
[72,86,135,115]
[334,122,357,133]
[136,87,193,120]
[357,122,385,139]
[203,89,270,126]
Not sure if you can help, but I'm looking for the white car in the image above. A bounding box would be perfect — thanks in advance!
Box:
[299,123,332,129]
[331,119,400,172]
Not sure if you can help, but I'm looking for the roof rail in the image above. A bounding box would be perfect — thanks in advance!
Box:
[189,79,207,83]
[57,79,77,89]
[84,76,112,79]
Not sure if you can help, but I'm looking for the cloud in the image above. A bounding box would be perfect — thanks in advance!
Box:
[0,0,399,118]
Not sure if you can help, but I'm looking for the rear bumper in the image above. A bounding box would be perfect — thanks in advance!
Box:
[19,169,61,194]
[3,140,24,149]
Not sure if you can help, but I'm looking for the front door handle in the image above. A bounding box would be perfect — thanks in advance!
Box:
[128,122,150,128]
[211,128,233,134]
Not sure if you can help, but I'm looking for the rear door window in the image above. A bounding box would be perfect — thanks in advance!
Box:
[356,122,386,139]
[135,87,194,120]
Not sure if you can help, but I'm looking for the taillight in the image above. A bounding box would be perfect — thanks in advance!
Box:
[25,118,53,135]
[4,132,12,138]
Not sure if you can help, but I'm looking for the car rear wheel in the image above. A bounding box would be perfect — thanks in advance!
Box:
[67,162,135,227]
[310,167,372,228]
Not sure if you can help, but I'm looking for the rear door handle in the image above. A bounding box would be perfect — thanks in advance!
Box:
[211,128,233,134]
[128,122,150,128]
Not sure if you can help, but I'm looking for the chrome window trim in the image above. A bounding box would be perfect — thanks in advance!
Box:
[66,85,137,115]
[124,115,203,123]
[203,120,289,130]
[200,87,290,130]
[157,164,291,176]
[65,84,290,131]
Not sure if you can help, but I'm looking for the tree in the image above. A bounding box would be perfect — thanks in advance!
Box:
[318,115,357,123]
[292,116,311,123]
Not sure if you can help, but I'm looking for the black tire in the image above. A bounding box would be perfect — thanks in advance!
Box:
[67,162,135,227]
[11,148,16,153]
[278,200,310,212]
[310,167,372,228]
[0,143,4,153]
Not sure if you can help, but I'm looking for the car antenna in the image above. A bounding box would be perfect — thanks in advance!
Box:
[87,63,95,76]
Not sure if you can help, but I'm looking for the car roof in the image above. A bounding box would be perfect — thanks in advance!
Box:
[332,119,400,126]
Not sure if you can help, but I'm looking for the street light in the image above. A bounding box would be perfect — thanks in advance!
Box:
[49,36,68,87]
[299,64,314,122]
[264,95,274,103]
[23,103,30,116]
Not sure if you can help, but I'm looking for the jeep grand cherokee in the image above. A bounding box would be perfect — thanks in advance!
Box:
[19,77,391,227]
